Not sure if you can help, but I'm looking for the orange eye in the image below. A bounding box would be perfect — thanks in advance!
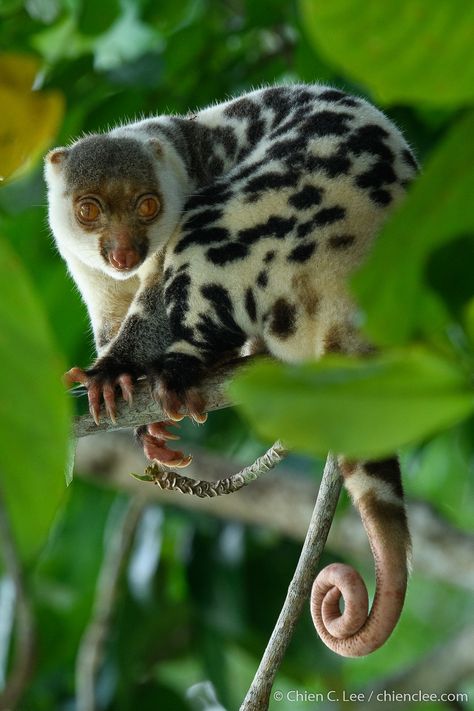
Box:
[137,195,160,220]
[77,200,100,223]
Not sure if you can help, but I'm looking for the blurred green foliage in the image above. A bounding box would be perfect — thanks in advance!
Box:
[0,1,473,710]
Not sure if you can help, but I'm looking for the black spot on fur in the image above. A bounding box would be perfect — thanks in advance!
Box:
[245,288,257,322]
[185,181,232,210]
[313,206,346,227]
[301,110,352,137]
[318,89,358,107]
[164,272,190,303]
[365,458,404,499]
[341,98,359,107]
[182,208,223,232]
[269,299,296,339]
[217,126,239,158]
[175,227,229,253]
[159,118,227,186]
[247,119,265,146]
[264,250,275,263]
[206,242,249,265]
[345,124,394,163]
[262,87,293,128]
[163,266,174,282]
[238,215,296,244]
[356,161,397,190]
[256,270,268,288]
[288,185,323,209]
[318,89,347,102]
[288,242,317,262]
[233,159,266,182]
[297,220,314,238]
[164,272,195,344]
[270,107,311,138]
[198,284,246,354]
[244,170,299,194]
[328,234,355,249]
[267,136,309,161]
[306,153,352,178]
[295,88,315,104]
[224,98,261,121]
[369,189,392,205]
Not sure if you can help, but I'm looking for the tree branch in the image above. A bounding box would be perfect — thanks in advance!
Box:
[75,495,145,711]
[76,432,474,591]
[240,454,342,710]
[73,358,250,439]
[74,356,293,500]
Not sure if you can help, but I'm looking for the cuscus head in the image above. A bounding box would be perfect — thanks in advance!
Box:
[45,133,167,279]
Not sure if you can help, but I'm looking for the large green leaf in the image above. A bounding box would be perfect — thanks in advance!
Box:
[352,111,474,346]
[300,0,474,106]
[230,348,474,459]
[0,238,71,561]
[77,0,121,36]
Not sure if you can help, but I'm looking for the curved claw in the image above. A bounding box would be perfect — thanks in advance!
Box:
[63,364,135,426]
[147,421,181,441]
[88,380,104,425]
[63,366,89,387]
[155,381,207,425]
[118,374,134,405]
[141,432,192,468]
[102,381,117,425]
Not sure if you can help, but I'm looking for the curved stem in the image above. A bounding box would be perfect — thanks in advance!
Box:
[240,454,342,711]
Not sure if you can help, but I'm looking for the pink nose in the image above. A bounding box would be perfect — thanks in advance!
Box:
[109,249,140,270]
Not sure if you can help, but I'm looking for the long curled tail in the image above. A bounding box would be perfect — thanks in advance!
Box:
[311,457,411,657]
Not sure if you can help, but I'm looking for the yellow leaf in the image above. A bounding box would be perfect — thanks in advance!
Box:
[0,53,64,184]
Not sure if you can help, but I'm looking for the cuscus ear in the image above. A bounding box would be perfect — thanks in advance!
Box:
[147,138,163,159]
[45,147,69,168]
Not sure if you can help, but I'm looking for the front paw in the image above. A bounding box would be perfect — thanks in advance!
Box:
[149,353,208,424]
[64,357,137,425]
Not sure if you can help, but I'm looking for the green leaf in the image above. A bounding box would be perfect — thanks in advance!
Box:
[352,111,474,345]
[0,238,71,561]
[0,0,23,17]
[77,0,121,35]
[25,0,60,24]
[230,348,474,459]
[300,0,474,107]
[93,6,162,72]
[32,16,93,64]
[130,471,154,483]
[464,298,474,349]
